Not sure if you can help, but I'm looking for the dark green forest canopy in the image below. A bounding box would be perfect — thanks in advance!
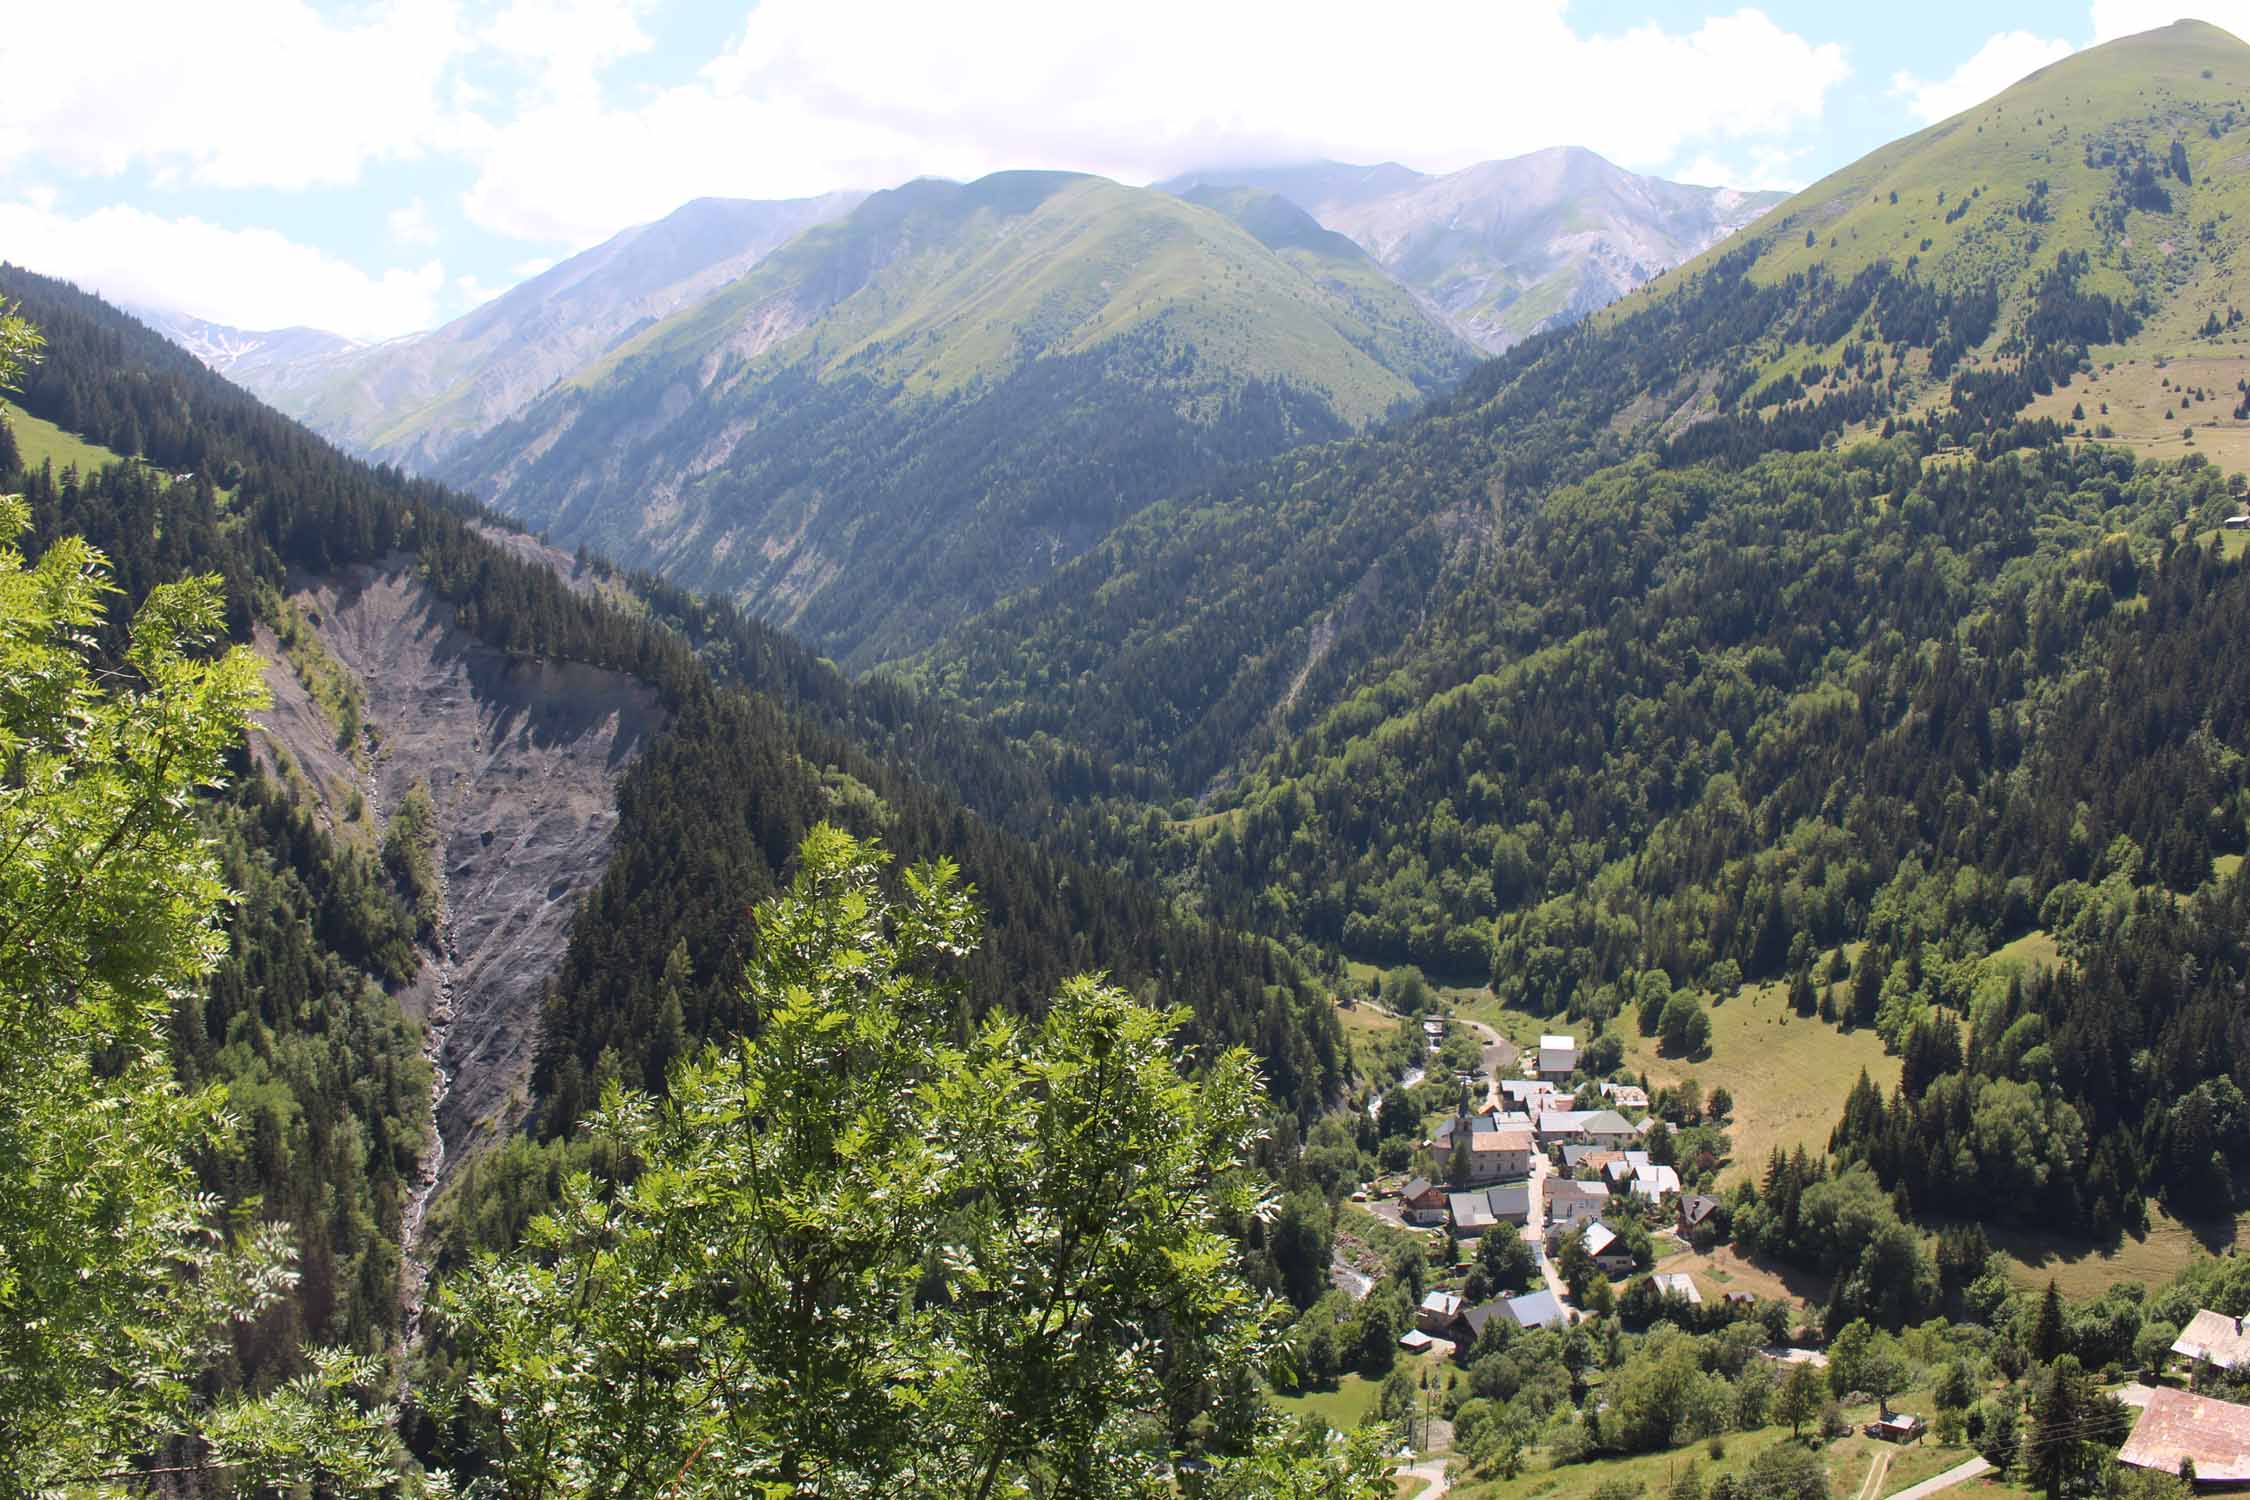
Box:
[0,265,1346,1340]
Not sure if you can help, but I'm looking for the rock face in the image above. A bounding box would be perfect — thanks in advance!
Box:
[1164,148,1785,353]
[253,559,664,1173]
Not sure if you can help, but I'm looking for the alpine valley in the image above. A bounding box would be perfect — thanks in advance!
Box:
[14,15,2250,1499]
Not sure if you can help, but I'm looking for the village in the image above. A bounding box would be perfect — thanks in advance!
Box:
[1335,1011,2250,1499]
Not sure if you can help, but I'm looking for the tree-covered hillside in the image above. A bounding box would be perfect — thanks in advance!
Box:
[439,171,1474,668]
[0,264,1351,1406]
[906,22,2250,1245]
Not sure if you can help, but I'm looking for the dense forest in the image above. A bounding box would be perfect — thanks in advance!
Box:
[0,265,1347,1401]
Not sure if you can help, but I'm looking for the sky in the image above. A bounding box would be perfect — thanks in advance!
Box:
[0,0,2238,340]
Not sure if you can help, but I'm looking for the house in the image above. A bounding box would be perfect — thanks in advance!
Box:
[1561,1144,1621,1175]
[1536,1109,1596,1147]
[1449,1191,1498,1239]
[2226,515,2250,531]
[1864,1413,1925,1444]
[1679,1194,1723,1233]
[1399,1328,1438,1353]
[2119,1386,2250,1485]
[1506,1289,1567,1330]
[1418,1291,1467,1335]
[1652,1272,1702,1306]
[1458,1298,1508,1348]
[1601,1082,1651,1110]
[1572,1110,1637,1150]
[1538,1033,1580,1081]
[1545,1177,1612,1228]
[1486,1182,1533,1227]
[1601,1150,1652,1186]
[1501,1079,1560,1111]
[1400,1177,1449,1227]
[2174,1310,2250,1373]
[1631,1163,1683,1201]
[1580,1220,1636,1275]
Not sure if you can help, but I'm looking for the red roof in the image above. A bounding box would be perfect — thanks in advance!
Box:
[2119,1387,2250,1484]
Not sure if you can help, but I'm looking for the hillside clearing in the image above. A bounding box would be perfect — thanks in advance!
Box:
[3,398,121,473]
[1619,982,1899,1184]
[1988,1203,2248,1298]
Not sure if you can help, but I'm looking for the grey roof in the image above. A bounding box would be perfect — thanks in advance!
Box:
[1507,1289,1566,1329]
[1400,1175,1438,1201]
[1449,1192,1496,1230]
[1486,1183,1531,1218]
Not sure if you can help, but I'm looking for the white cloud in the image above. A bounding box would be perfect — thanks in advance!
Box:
[482,0,654,104]
[1674,143,1815,194]
[2091,2,2250,43]
[461,0,1850,248]
[389,198,440,247]
[0,0,469,190]
[0,200,445,338]
[1891,30,2079,125]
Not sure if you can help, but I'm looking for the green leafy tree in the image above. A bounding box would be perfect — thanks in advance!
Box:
[1478,1222,1539,1291]
[0,478,395,1490]
[442,824,1377,1497]
[1776,1360,1824,1438]
[1742,1441,1829,1500]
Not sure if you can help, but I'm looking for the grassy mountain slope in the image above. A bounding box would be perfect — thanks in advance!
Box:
[438,171,1476,668]
[1167,148,1784,352]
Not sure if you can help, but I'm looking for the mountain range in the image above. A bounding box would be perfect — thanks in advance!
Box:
[1162,147,1785,352]
[137,147,1773,664]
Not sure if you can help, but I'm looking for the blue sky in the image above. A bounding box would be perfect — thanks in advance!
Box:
[0,0,2234,338]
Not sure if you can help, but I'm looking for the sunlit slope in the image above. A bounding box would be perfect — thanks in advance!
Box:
[1660,19,2250,356]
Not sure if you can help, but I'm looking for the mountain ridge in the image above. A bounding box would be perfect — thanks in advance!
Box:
[433,169,1478,667]
[1162,146,1785,352]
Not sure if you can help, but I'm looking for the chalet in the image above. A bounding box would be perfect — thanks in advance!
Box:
[1581,1220,1635,1274]
[1652,1272,1702,1306]
[2174,1310,2250,1373]
[1418,1291,1467,1335]
[2226,515,2250,531]
[1601,1082,1651,1110]
[1538,1033,1580,1081]
[1399,1328,1438,1353]
[1449,1191,1498,1239]
[1864,1413,1925,1444]
[1601,1151,1653,1187]
[1679,1194,1724,1233]
[2119,1387,2250,1485]
[1506,1289,1567,1330]
[1400,1177,1449,1227]
[1545,1177,1611,1228]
